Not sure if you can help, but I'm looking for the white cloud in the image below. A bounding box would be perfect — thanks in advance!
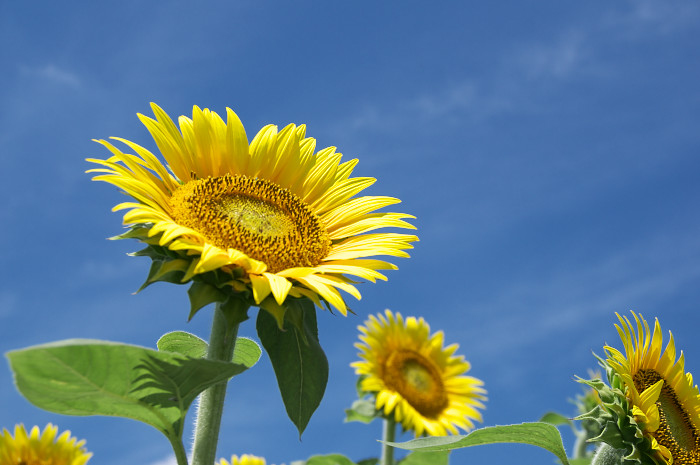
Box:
[19,64,81,88]
[515,33,586,79]
[604,0,700,37]
[146,455,178,465]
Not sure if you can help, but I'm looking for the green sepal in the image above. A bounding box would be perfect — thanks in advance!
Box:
[187,281,228,320]
[138,258,189,291]
[256,299,328,437]
[344,398,379,424]
[109,224,153,241]
[6,339,247,445]
[218,293,251,329]
[258,296,287,329]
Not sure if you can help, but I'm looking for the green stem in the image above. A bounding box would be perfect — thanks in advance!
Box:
[191,304,240,465]
[169,436,190,465]
[381,416,397,465]
[591,444,625,465]
[572,427,589,459]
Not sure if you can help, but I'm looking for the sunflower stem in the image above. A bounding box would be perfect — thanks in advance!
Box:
[591,443,625,465]
[572,427,589,459]
[191,303,240,465]
[381,416,397,465]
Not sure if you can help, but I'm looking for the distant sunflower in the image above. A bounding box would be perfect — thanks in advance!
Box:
[352,310,486,436]
[217,454,266,465]
[0,423,92,465]
[603,312,700,464]
[88,103,417,316]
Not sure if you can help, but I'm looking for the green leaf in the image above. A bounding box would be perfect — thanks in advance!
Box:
[157,331,208,358]
[232,337,262,369]
[256,299,328,437]
[568,459,593,465]
[157,331,261,369]
[387,422,570,465]
[540,411,573,427]
[356,459,379,465]
[344,398,379,424]
[6,339,246,441]
[399,451,449,465]
[305,454,357,465]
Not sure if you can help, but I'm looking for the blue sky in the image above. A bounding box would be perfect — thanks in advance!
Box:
[1,1,699,464]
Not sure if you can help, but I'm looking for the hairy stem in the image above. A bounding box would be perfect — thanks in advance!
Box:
[190,304,240,465]
[381,416,397,465]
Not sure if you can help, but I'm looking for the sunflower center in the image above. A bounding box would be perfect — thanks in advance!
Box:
[634,369,700,464]
[383,349,448,418]
[169,175,331,273]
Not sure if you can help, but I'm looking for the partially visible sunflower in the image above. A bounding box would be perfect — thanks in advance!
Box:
[87,103,417,319]
[351,310,486,436]
[217,454,266,465]
[0,423,92,465]
[581,312,700,465]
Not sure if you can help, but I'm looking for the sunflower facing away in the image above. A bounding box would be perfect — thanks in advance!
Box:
[584,312,700,464]
[87,103,417,318]
[217,454,267,465]
[0,423,92,465]
[352,310,486,436]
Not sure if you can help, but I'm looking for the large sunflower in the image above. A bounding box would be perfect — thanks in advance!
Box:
[0,423,92,465]
[592,312,700,464]
[352,310,486,436]
[88,103,417,317]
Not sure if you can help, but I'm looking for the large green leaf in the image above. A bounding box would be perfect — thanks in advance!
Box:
[157,331,261,368]
[256,300,328,437]
[6,339,246,440]
[304,454,357,465]
[387,422,570,465]
[399,451,449,465]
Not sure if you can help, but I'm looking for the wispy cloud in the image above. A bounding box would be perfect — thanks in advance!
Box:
[146,455,178,465]
[514,32,587,79]
[18,64,82,88]
[613,0,700,36]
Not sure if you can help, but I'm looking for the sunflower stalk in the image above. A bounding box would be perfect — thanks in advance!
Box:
[191,303,241,465]
[381,416,397,465]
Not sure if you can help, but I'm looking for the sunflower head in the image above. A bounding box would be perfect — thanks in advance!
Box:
[0,423,92,465]
[216,454,266,465]
[578,312,700,465]
[87,103,417,324]
[351,309,486,436]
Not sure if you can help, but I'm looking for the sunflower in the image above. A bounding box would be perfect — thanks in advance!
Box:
[351,310,486,436]
[0,423,92,465]
[217,454,266,465]
[87,103,417,318]
[584,312,700,464]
